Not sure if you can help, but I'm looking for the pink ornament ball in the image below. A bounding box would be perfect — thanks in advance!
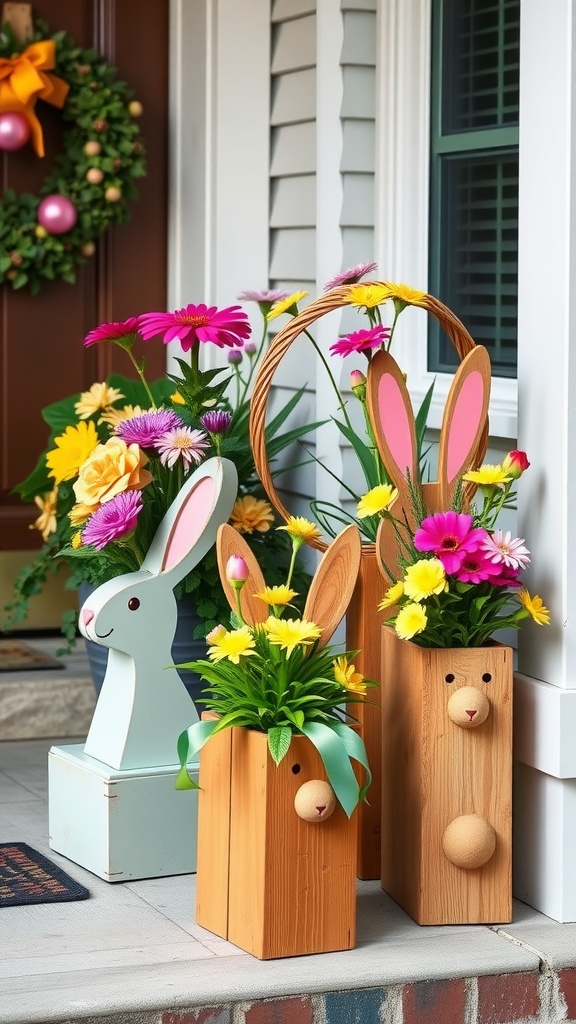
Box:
[0,111,31,151]
[37,195,78,235]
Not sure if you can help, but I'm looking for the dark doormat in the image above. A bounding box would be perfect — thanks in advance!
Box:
[0,843,90,907]
[0,640,63,672]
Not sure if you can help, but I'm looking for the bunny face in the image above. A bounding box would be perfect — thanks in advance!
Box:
[79,570,175,655]
[446,684,491,728]
[294,778,336,822]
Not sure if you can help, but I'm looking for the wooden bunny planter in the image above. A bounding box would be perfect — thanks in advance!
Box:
[48,458,238,882]
[367,347,513,925]
[195,523,363,958]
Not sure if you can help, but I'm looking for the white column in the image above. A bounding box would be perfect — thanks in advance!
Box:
[314,1,345,516]
[513,0,576,922]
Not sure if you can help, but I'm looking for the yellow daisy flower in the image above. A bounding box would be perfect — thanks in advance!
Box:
[171,391,186,405]
[69,502,97,527]
[266,291,309,321]
[30,487,58,541]
[71,531,83,550]
[46,421,99,484]
[462,464,512,488]
[395,603,427,641]
[519,590,550,626]
[98,404,148,428]
[277,516,322,543]
[333,656,367,695]
[403,558,446,602]
[74,382,124,420]
[381,281,427,308]
[230,495,275,534]
[348,283,392,308]
[253,585,298,607]
[357,484,398,519]
[207,626,257,664]
[378,580,404,611]
[264,617,322,657]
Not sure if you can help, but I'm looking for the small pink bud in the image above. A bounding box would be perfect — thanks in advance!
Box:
[226,554,249,589]
[228,348,243,365]
[350,369,367,401]
[502,450,530,479]
[244,342,257,356]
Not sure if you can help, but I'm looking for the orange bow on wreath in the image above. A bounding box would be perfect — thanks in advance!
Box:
[0,39,69,156]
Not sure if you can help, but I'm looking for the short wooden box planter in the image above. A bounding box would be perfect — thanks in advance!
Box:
[196,724,359,959]
[380,626,513,925]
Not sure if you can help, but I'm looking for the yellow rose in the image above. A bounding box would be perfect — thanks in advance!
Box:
[73,437,152,507]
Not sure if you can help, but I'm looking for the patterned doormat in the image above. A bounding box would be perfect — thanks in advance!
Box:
[0,843,90,907]
[0,640,63,672]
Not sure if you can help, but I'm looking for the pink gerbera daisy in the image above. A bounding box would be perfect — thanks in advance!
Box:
[323,261,378,291]
[84,317,141,349]
[330,325,391,357]
[454,549,507,585]
[82,491,143,550]
[481,530,531,570]
[138,304,252,351]
[155,427,210,470]
[414,511,488,574]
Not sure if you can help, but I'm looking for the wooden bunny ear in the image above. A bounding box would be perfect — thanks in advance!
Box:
[303,524,362,649]
[366,349,418,506]
[437,345,491,507]
[216,524,268,626]
[141,458,238,582]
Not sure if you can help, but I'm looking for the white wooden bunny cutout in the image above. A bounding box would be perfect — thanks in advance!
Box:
[366,345,491,572]
[80,456,238,772]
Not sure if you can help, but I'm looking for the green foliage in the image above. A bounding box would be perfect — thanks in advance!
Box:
[0,19,146,294]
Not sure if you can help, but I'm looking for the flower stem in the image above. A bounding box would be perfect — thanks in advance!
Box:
[126,349,156,409]
[303,329,355,435]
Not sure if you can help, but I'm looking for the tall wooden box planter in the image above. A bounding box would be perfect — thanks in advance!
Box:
[196,725,359,959]
[380,627,513,925]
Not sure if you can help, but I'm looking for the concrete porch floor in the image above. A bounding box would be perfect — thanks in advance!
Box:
[1,737,576,1024]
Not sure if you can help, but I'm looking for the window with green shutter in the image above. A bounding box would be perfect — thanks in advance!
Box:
[428,0,520,377]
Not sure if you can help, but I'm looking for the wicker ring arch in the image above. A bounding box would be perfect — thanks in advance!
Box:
[248,283,488,553]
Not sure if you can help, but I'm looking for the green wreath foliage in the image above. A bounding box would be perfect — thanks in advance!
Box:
[0,20,146,294]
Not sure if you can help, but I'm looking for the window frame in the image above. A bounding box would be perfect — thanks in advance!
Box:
[374,0,517,438]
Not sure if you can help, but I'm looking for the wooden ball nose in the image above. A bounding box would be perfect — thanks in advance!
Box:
[294,780,336,823]
[447,685,490,728]
[442,814,496,869]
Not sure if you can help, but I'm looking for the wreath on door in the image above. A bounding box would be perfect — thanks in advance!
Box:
[0,19,146,294]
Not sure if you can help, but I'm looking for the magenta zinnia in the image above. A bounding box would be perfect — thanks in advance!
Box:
[82,491,143,550]
[453,548,506,585]
[155,427,210,470]
[84,317,141,348]
[138,303,252,351]
[116,410,184,448]
[330,325,390,358]
[414,511,487,574]
[323,261,378,291]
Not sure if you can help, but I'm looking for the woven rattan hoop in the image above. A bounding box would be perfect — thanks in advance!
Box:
[249,282,488,553]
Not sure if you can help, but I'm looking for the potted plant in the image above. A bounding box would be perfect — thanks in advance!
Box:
[175,517,373,958]
[364,346,550,925]
[3,294,318,699]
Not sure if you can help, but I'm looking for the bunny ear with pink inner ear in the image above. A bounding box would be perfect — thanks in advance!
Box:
[141,457,238,584]
[216,524,268,626]
[437,345,491,508]
[303,524,362,649]
[366,350,418,510]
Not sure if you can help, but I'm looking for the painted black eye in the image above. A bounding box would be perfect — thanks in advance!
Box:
[482,673,492,683]
[291,764,301,775]
[445,673,455,683]
[128,597,140,611]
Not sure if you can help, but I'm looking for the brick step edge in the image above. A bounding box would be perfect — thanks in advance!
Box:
[43,968,576,1024]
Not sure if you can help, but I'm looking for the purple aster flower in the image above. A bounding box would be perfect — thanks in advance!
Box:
[237,289,290,304]
[330,325,391,357]
[323,261,378,291]
[82,491,143,551]
[116,410,184,448]
[155,427,210,470]
[200,411,232,435]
